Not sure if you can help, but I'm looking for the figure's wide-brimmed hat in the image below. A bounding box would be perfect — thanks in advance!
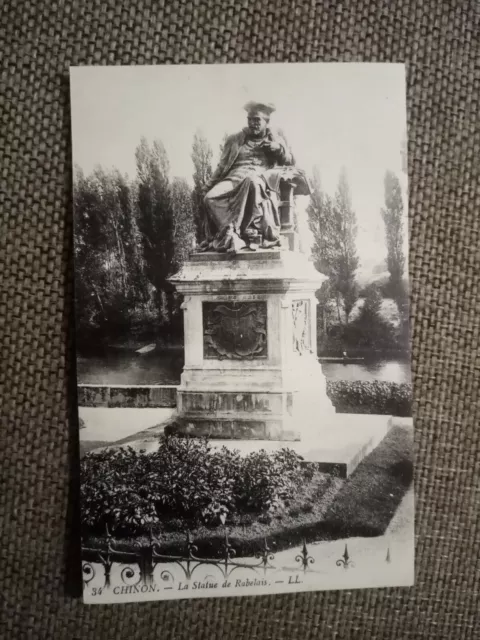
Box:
[244,101,276,116]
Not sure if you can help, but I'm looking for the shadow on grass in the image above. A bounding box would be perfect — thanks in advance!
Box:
[313,425,413,541]
[83,426,413,558]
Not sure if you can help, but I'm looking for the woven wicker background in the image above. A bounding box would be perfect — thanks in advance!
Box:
[1,1,479,638]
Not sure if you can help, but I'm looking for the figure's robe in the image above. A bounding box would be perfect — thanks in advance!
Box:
[201,128,310,252]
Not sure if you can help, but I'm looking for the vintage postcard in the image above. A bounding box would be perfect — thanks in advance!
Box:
[70,63,414,604]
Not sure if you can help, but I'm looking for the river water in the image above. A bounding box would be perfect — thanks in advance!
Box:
[77,347,411,385]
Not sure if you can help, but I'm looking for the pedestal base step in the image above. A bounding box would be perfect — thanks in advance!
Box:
[175,385,336,442]
[172,416,300,441]
[205,414,401,478]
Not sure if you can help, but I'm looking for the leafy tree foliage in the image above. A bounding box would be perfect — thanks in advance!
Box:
[334,169,359,323]
[308,167,359,323]
[381,170,406,301]
[73,167,149,343]
[135,137,175,325]
[74,138,195,348]
[191,131,213,243]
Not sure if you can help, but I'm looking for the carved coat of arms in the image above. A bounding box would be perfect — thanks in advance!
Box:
[203,301,268,359]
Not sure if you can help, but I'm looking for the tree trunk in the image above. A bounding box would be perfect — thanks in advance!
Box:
[111,217,127,295]
[335,296,342,325]
[91,283,105,319]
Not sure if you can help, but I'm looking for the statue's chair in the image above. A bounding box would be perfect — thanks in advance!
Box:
[278,179,299,251]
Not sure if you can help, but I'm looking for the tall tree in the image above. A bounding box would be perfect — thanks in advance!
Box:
[381,170,405,301]
[135,137,175,326]
[112,172,150,305]
[307,168,359,324]
[308,169,344,274]
[191,131,213,242]
[333,169,359,323]
[73,166,148,345]
[170,178,196,271]
[307,168,341,323]
[101,168,148,300]
[169,178,196,337]
[73,167,110,335]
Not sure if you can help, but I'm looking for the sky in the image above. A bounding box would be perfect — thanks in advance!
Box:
[70,63,408,271]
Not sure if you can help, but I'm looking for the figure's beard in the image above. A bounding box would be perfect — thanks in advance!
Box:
[248,127,266,138]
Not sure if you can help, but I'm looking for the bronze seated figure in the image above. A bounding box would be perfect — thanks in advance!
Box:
[200,101,310,253]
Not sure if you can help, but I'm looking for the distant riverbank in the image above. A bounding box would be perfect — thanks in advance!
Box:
[77,345,411,386]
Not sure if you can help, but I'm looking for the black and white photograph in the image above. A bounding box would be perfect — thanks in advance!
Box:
[70,63,414,604]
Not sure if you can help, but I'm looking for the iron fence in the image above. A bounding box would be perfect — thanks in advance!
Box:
[81,526,374,591]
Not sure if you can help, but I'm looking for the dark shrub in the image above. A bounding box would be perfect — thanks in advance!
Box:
[148,436,241,524]
[81,437,309,535]
[340,285,397,351]
[234,448,306,513]
[80,447,159,535]
[317,283,410,356]
[326,380,412,416]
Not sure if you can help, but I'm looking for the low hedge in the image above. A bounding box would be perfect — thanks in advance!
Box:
[326,380,412,416]
[81,435,312,536]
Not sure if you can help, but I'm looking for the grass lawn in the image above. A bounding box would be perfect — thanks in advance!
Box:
[83,426,413,558]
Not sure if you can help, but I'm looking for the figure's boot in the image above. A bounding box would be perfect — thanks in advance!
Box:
[261,238,281,249]
[243,229,261,251]
[226,231,246,254]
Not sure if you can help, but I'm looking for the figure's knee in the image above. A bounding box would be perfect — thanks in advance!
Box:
[204,180,230,201]
[249,174,263,186]
[246,175,262,193]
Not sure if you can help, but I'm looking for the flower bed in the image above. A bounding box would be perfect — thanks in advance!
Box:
[326,380,412,416]
[82,427,413,557]
[81,435,313,536]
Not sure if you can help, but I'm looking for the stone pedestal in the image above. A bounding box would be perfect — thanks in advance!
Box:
[169,249,336,441]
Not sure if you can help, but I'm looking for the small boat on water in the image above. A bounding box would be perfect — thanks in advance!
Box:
[318,353,365,364]
[136,343,156,355]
